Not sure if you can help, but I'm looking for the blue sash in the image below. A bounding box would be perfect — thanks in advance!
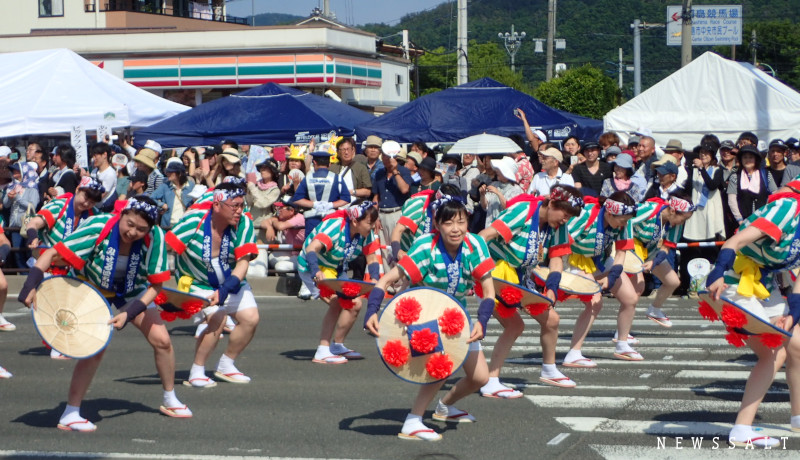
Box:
[522,202,549,267]
[98,222,143,300]
[339,218,362,272]
[202,210,233,289]
[592,208,609,268]
[63,197,89,238]
[437,236,463,296]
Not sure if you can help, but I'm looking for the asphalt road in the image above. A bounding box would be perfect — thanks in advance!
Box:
[0,294,797,459]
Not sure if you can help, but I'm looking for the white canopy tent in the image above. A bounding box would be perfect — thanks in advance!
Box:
[0,48,189,138]
[604,52,800,148]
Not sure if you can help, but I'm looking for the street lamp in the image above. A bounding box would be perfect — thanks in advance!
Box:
[498,25,526,72]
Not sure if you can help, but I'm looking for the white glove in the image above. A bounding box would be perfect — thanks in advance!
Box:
[313,201,333,214]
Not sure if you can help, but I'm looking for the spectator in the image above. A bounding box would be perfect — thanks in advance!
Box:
[246,159,281,233]
[440,153,462,188]
[787,137,800,165]
[659,139,689,188]
[128,169,148,197]
[509,134,535,191]
[598,132,621,152]
[561,135,581,169]
[4,162,40,268]
[603,145,621,163]
[718,140,739,238]
[516,108,547,168]
[90,142,118,212]
[265,200,306,273]
[47,144,79,199]
[458,153,480,212]
[644,162,683,201]
[410,141,432,160]
[151,160,197,230]
[358,136,385,185]
[291,150,350,236]
[112,153,131,201]
[280,148,306,198]
[482,156,523,226]
[766,139,800,189]
[529,148,574,196]
[330,137,372,204]
[405,151,422,190]
[601,152,642,200]
[28,142,49,208]
[132,148,163,194]
[216,148,244,184]
[372,141,413,274]
[415,157,440,193]
[728,145,771,224]
[683,143,725,241]
[572,141,612,197]
[634,136,657,186]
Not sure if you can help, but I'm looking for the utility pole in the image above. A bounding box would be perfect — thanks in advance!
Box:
[633,19,641,96]
[546,0,557,81]
[457,0,468,85]
[323,0,331,18]
[618,48,624,90]
[751,29,758,65]
[680,0,693,66]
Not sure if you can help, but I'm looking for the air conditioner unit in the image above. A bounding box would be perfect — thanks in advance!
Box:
[395,74,403,85]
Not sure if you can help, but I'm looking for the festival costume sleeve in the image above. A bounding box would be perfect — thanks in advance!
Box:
[37,198,65,230]
[233,215,258,260]
[467,234,495,282]
[490,203,528,244]
[663,224,684,249]
[397,196,425,233]
[749,199,797,243]
[549,224,573,258]
[144,226,171,284]
[397,235,432,284]
[165,210,203,255]
[362,230,380,256]
[310,218,340,252]
[614,219,635,251]
[53,215,109,271]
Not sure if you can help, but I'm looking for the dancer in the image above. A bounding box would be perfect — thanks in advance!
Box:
[298,200,381,364]
[630,192,695,327]
[365,196,495,441]
[389,184,461,263]
[477,186,583,395]
[19,196,191,431]
[166,183,259,387]
[561,191,642,367]
[706,181,800,447]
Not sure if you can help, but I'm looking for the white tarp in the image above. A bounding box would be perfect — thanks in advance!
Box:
[0,48,189,138]
[604,51,800,147]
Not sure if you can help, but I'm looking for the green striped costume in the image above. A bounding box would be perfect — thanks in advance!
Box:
[36,196,93,246]
[487,200,572,268]
[396,191,436,252]
[723,197,800,288]
[190,190,251,214]
[166,208,258,292]
[54,214,171,299]
[631,200,684,253]
[566,202,634,258]
[398,233,495,305]
[297,216,379,274]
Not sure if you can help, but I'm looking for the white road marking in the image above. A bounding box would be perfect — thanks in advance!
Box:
[0,452,357,460]
[528,395,788,413]
[546,433,571,445]
[555,417,792,437]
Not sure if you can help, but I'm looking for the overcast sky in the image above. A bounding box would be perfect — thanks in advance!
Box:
[225,0,449,26]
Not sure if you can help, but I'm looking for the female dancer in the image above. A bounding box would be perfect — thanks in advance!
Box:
[298,200,381,364]
[19,196,191,431]
[561,191,642,367]
[477,185,583,396]
[364,196,495,441]
[706,182,800,447]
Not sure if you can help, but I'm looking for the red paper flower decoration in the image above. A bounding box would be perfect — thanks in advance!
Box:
[339,298,355,310]
[525,303,549,317]
[759,333,785,349]
[181,300,204,316]
[410,328,439,354]
[499,287,523,306]
[159,310,178,322]
[176,310,193,320]
[697,301,719,322]
[438,308,465,336]
[51,266,69,276]
[474,282,484,299]
[341,282,362,299]
[381,340,410,367]
[394,297,422,325]
[577,294,595,302]
[724,327,748,348]
[426,353,454,379]
[495,303,516,318]
[721,305,747,329]
[154,292,168,306]
[318,284,335,299]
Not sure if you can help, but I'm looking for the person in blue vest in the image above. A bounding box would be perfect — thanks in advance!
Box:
[291,150,351,236]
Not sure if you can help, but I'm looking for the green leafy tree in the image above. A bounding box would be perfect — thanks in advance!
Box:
[534,64,620,119]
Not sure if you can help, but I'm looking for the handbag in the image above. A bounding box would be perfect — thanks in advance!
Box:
[21,202,36,232]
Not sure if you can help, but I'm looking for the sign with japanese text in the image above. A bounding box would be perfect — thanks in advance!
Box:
[667,5,742,46]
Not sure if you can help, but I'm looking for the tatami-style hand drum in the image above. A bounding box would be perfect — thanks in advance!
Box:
[532,267,602,297]
[697,291,792,349]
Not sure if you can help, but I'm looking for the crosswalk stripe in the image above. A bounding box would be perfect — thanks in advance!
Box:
[527,395,788,413]
[503,358,761,369]
[555,417,792,437]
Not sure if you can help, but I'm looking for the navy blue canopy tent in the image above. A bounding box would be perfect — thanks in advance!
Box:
[355,78,602,143]
[133,83,374,148]
[554,109,604,143]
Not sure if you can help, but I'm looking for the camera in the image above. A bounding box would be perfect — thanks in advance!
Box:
[468,174,493,202]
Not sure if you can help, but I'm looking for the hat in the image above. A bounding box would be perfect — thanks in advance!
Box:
[220,147,241,164]
[541,147,563,163]
[720,140,735,150]
[604,145,622,159]
[698,142,717,154]
[418,156,437,172]
[652,154,678,168]
[8,162,20,171]
[381,140,402,157]
[164,159,186,174]
[628,135,641,146]
[612,153,634,170]
[532,129,547,143]
[0,146,12,158]
[364,135,383,147]
[310,150,333,158]
[287,146,305,161]
[769,139,788,151]
[786,138,800,150]
[143,140,162,154]
[490,156,519,182]
[133,148,158,169]
[663,139,683,153]
[655,162,679,176]
[581,141,600,153]
[130,169,148,184]
[407,152,423,166]
[738,144,761,158]
[395,147,408,161]
[274,195,297,209]
[634,127,653,137]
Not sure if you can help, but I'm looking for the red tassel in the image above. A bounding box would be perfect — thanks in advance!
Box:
[338,298,355,310]
[524,303,549,317]
[759,333,785,349]
[495,303,517,318]
[410,328,439,354]
[426,353,454,379]
[154,292,168,306]
[318,284,335,299]
[697,301,719,322]
[474,282,484,299]
[394,297,422,325]
[159,310,177,322]
[180,300,204,316]
[381,340,410,367]
[499,287,523,306]
[176,310,193,320]
[724,327,748,348]
[721,305,747,329]
[341,282,362,299]
[438,307,465,336]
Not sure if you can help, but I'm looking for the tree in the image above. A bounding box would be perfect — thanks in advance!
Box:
[533,64,620,119]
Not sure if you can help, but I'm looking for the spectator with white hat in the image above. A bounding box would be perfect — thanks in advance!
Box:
[372,140,413,273]
[482,156,523,227]
[529,147,575,196]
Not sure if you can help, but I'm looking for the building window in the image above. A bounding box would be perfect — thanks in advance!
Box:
[39,0,65,17]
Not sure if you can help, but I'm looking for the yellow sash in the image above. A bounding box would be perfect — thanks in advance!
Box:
[568,253,597,274]
[492,259,519,284]
[733,254,770,299]
[633,239,648,262]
